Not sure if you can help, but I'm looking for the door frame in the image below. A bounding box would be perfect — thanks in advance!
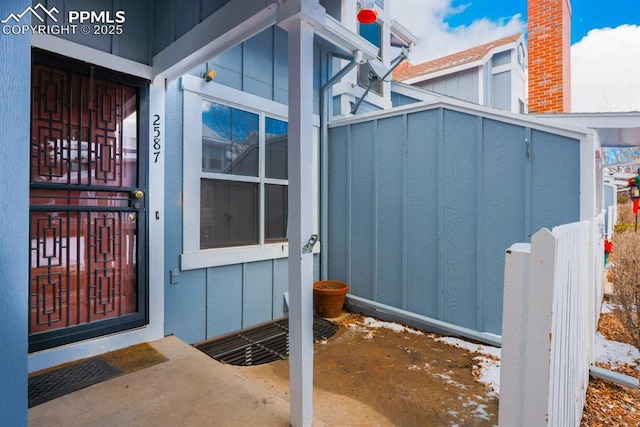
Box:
[28,50,150,353]
[27,43,164,371]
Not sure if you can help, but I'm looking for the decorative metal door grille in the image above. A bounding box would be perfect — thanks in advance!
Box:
[29,52,147,352]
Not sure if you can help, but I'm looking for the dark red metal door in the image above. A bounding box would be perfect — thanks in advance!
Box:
[29,51,147,352]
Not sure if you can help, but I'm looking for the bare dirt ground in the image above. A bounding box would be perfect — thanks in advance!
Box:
[235,309,640,427]
[240,313,499,426]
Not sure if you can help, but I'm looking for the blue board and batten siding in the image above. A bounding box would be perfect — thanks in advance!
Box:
[416,68,480,104]
[40,0,151,63]
[328,107,581,334]
[0,0,30,423]
[164,26,322,344]
[39,0,247,65]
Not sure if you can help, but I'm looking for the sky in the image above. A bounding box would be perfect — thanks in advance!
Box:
[390,0,640,113]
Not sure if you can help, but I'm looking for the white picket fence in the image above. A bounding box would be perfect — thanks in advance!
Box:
[499,214,604,427]
[606,203,617,239]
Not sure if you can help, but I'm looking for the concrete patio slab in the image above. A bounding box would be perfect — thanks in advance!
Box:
[28,335,393,427]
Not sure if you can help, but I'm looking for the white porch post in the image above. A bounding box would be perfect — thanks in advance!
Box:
[277,2,325,426]
[148,79,166,339]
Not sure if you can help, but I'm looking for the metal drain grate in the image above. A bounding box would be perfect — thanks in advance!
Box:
[28,357,122,408]
[196,316,339,366]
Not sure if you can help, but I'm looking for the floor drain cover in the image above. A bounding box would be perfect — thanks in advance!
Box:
[196,316,339,366]
[28,357,122,408]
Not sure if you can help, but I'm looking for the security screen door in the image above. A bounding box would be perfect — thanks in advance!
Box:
[28,51,147,352]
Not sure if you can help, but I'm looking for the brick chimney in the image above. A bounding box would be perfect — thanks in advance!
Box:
[527,0,572,113]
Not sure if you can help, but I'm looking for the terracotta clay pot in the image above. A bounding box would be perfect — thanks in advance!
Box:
[313,280,349,318]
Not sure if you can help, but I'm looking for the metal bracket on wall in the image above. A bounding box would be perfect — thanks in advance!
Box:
[302,234,318,254]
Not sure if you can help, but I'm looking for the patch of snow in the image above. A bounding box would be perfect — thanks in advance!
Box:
[361,317,424,335]
[461,398,493,421]
[471,403,491,421]
[347,324,363,332]
[601,301,614,314]
[472,355,501,396]
[462,398,477,408]
[435,337,501,359]
[433,372,468,389]
[434,337,501,395]
[594,332,640,370]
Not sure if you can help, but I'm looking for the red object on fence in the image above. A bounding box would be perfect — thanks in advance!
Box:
[634,199,640,214]
[604,239,613,254]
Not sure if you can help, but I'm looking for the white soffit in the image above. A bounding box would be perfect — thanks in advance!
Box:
[152,0,279,81]
[536,112,640,147]
[316,14,379,61]
[390,19,418,49]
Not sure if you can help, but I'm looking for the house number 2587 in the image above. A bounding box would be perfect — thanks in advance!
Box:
[153,114,161,163]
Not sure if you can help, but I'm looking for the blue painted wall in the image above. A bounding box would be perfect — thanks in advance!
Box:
[0,0,30,423]
[328,106,581,334]
[164,27,322,344]
[37,0,253,66]
[189,26,323,115]
[391,91,420,107]
[41,0,151,64]
[153,0,233,55]
[190,26,290,105]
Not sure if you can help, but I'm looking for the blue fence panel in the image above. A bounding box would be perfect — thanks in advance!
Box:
[406,109,440,317]
[327,105,584,335]
[328,126,350,286]
[480,119,528,332]
[350,121,376,299]
[375,116,405,307]
[531,130,581,232]
[441,110,479,328]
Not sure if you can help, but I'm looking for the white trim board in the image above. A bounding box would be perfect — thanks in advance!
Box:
[329,96,600,142]
[32,35,152,80]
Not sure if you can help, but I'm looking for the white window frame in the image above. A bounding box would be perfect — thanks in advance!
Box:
[181,75,319,270]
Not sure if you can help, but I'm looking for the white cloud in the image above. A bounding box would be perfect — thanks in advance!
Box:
[390,0,525,64]
[390,2,639,114]
[571,25,640,113]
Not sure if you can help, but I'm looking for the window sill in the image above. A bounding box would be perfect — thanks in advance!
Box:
[180,242,321,271]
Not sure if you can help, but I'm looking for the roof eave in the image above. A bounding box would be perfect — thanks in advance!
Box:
[390,19,418,49]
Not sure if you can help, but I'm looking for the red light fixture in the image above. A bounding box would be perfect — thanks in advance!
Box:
[357,1,378,24]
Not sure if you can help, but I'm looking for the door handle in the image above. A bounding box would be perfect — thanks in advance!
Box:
[133,190,144,199]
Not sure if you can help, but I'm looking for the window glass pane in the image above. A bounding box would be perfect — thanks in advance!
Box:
[202,101,259,176]
[265,117,288,180]
[358,21,382,56]
[265,184,288,242]
[200,179,258,248]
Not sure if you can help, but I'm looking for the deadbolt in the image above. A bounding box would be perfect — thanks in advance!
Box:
[133,190,144,199]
